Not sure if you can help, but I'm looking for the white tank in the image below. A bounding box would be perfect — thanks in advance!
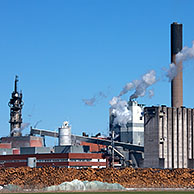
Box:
[58,121,71,146]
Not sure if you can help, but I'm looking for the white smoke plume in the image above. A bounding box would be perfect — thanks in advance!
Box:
[21,123,30,130]
[109,96,131,126]
[11,123,30,135]
[110,42,194,127]
[11,127,21,135]
[82,97,96,106]
[148,89,154,98]
[166,41,194,81]
[119,70,156,100]
[176,41,194,64]
[130,70,156,100]
[166,63,178,81]
[82,91,107,106]
[119,82,134,96]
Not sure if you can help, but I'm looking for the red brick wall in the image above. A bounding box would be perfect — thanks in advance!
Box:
[0,153,107,168]
[30,140,43,147]
[0,143,11,149]
[80,140,106,152]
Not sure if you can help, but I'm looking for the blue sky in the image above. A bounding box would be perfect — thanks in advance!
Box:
[0,0,194,145]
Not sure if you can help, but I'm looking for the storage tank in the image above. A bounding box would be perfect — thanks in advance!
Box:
[58,121,71,146]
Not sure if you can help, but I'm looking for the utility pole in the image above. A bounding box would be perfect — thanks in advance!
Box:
[111,130,115,168]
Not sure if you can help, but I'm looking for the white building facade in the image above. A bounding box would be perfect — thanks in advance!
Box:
[110,100,144,146]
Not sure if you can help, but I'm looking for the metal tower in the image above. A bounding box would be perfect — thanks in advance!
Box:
[8,76,23,136]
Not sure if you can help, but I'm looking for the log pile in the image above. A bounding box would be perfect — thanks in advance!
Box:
[0,167,194,188]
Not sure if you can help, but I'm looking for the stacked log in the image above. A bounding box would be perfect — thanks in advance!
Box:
[0,167,194,188]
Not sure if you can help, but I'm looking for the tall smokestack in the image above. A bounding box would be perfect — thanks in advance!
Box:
[171,22,183,107]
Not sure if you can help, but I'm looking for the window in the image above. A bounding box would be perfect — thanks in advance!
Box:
[4,160,26,163]
[37,159,68,163]
[69,159,91,162]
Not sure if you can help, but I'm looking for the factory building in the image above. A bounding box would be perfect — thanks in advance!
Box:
[127,100,144,146]
[1,136,43,149]
[0,76,109,169]
[110,100,144,146]
[0,153,107,168]
[144,106,194,168]
[143,22,194,169]
[109,100,144,167]
[1,22,192,170]
[80,139,106,153]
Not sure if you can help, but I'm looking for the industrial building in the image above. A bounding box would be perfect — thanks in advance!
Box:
[0,153,107,168]
[143,22,194,169]
[0,75,143,168]
[0,76,109,168]
[109,99,145,167]
[110,100,144,146]
[0,22,193,169]
[144,106,194,168]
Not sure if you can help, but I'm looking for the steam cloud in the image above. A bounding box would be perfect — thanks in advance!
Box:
[82,97,96,106]
[119,82,134,96]
[84,42,194,127]
[166,41,194,81]
[118,42,194,98]
[148,89,154,98]
[11,123,30,135]
[82,91,107,106]
[109,70,156,127]
[176,41,194,64]
[109,97,131,126]
[110,42,194,127]
[119,70,156,100]
[166,63,178,81]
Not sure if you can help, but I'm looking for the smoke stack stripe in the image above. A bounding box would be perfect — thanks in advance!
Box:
[171,22,183,107]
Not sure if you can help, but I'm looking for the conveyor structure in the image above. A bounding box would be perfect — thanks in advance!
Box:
[30,127,144,167]
[30,128,144,152]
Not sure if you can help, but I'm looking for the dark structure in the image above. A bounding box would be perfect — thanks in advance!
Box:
[171,22,183,107]
[8,76,23,137]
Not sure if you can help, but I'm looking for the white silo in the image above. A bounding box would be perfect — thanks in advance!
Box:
[58,121,71,146]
